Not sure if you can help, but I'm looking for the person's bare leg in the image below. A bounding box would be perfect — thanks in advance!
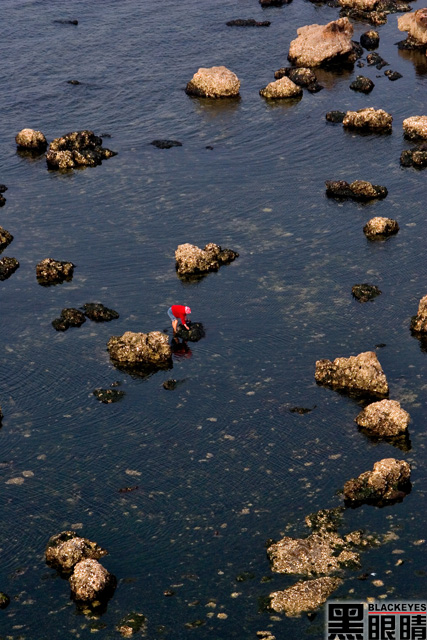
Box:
[172,319,178,334]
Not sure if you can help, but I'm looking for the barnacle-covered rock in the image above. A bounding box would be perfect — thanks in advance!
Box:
[343,107,392,132]
[15,128,47,152]
[355,399,410,436]
[185,66,240,98]
[403,115,427,140]
[0,257,19,281]
[363,217,399,238]
[36,258,74,284]
[107,331,172,366]
[343,458,411,505]
[315,351,388,397]
[46,531,108,573]
[269,577,343,616]
[175,242,238,277]
[260,76,303,99]
[46,130,116,170]
[69,558,116,602]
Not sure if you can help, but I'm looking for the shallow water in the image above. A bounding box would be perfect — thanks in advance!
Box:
[1,0,427,638]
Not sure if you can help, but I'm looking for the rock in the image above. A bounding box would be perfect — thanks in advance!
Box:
[410,294,427,333]
[0,257,19,281]
[350,75,375,93]
[45,531,108,573]
[53,19,78,25]
[69,558,116,602]
[343,107,392,132]
[67,79,81,85]
[288,18,356,68]
[116,612,147,638]
[339,0,411,25]
[0,227,13,251]
[274,67,316,86]
[0,194,5,207]
[150,140,182,149]
[15,128,47,152]
[355,399,410,436]
[269,577,343,616]
[175,321,205,342]
[36,258,74,284]
[343,458,411,505]
[46,130,117,171]
[289,405,315,414]
[175,242,238,277]
[260,76,303,99]
[107,331,172,366]
[52,308,86,331]
[82,303,119,322]
[185,66,240,98]
[226,18,271,26]
[315,351,389,397]
[367,52,388,68]
[363,216,399,238]
[401,145,427,168]
[326,110,346,123]
[384,70,402,80]
[352,283,382,302]
[0,592,10,609]
[163,379,178,390]
[360,30,380,49]
[325,179,387,199]
[93,388,125,403]
[398,9,427,47]
[403,116,427,140]
[260,0,292,5]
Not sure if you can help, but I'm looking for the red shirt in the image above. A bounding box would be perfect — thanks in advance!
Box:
[171,305,187,324]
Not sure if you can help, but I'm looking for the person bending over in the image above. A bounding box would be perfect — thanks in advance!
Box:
[167,305,191,334]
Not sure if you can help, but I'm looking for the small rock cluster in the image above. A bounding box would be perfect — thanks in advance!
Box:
[46,130,117,170]
[175,242,238,277]
[36,258,74,285]
[325,179,387,200]
[52,303,119,331]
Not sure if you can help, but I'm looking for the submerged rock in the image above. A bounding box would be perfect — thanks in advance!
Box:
[363,216,399,238]
[69,558,116,602]
[93,388,125,403]
[398,9,427,48]
[46,531,108,573]
[36,258,74,284]
[403,115,427,140]
[0,227,13,251]
[315,351,389,397]
[116,612,147,637]
[15,128,47,152]
[325,179,387,200]
[352,283,382,302]
[401,145,427,168]
[410,294,427,333]
[274,67,322,91]
[150,140,182,149]
[0,257,19,281]
[185,66,240,98]
[269,577,343,616]
[366,52,388,68]
[53,19,78,25]
[46,130,117,171]
[82,303,119,322]
[260,76,302,99]
[107,331,172,366]
[360,30,380,49]
[326,110,346,123]
[288,18,356,68]
[52,308,86,331]
[343,107,392,132]
[343,458,411,505]
[175,242,238,277]
[260,0,292,5]
[226,18,271,26]
[385,70,402,80]
[355,399,410,436]
[175,321,205,342]
[163,379,179,390]
[0,592,10,609]
[350,75,375,93]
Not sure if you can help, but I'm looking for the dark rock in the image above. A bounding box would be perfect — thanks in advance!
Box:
[289,406,316,414]
[0,227,13,251]
[175,321,205,342]
[36,258,74,284]
[69,559,116,602]
[116,613,147,637]
[385,69,402,80]
[236,572,255,582]
[396,36,427,51]
[0,257,19,281]
[46,130,117,171]
[367,52,388,68]
[93,388,125,403]
[150,140,182,149]
[163,590,175,596]
[326,110,346,123]
[315,351,389,397]
[82,303,119,322]
[356,60,365,67]
[400,145,427,168]
[325,180,387,200]
[0,185,7,193]
[350,75,375,93]
[343,458,411,506]
[67,80,81,85]
[46,531,108,573]
[52,309,86,332]
[340,0,411,26]
[360,30,380,49]
[53,19,78,25]
[163,379,178,390]
[0,592,10,609]
[0,194,6,207]
[118,486,138,493]
[226,18,271,26]
[307,82,324,92]
[352,283,382,302]
[260,0,292,5]
[274,67,317,86]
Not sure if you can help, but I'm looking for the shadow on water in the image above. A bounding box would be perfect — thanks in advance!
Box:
[357,426,412,452]
[397,48,427,75]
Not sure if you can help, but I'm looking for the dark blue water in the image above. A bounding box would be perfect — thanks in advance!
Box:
[1,0,427,638]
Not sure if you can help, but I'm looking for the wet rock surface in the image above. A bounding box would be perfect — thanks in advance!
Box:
[150,139,182,149]
[367,52,388,68]
[339,0,411,25]
[46,130,117,171]
[260,76,303,99]
[352,283,382,302]
[226,18,271,26]
[0,226,13,251]
[410,294,427,333]
[0,592,10,609]
[15,128,47,152]
[269,577,343,616]
[175,242,239,277]
[403,115,427,140]
[401,144,427,167]
[288,18,355,67]
[355,399,410,436]
[93,388,126,403]
[363,216,399,238]
[175,322,205,342]
[260,0,292,5]
[326,110,346,123]
[315,351,389,397]
[385,69,402,80]
[69,558,116,602]
[398,9,427,47]
[107,331,172,366]
[52,308,86,331]
[0,257,19,281]
[343,107,392,132]
[36,258,74,284]
[360,30,380,48]
[343,458,411,505]
[185,66,240,98]
[325,179,387,199]
[82,303,119,322]
[116,612,147,637]
[45,531,108,573]
[350,75,375,93]
[274,67,322,91]
[53,19,78,25]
